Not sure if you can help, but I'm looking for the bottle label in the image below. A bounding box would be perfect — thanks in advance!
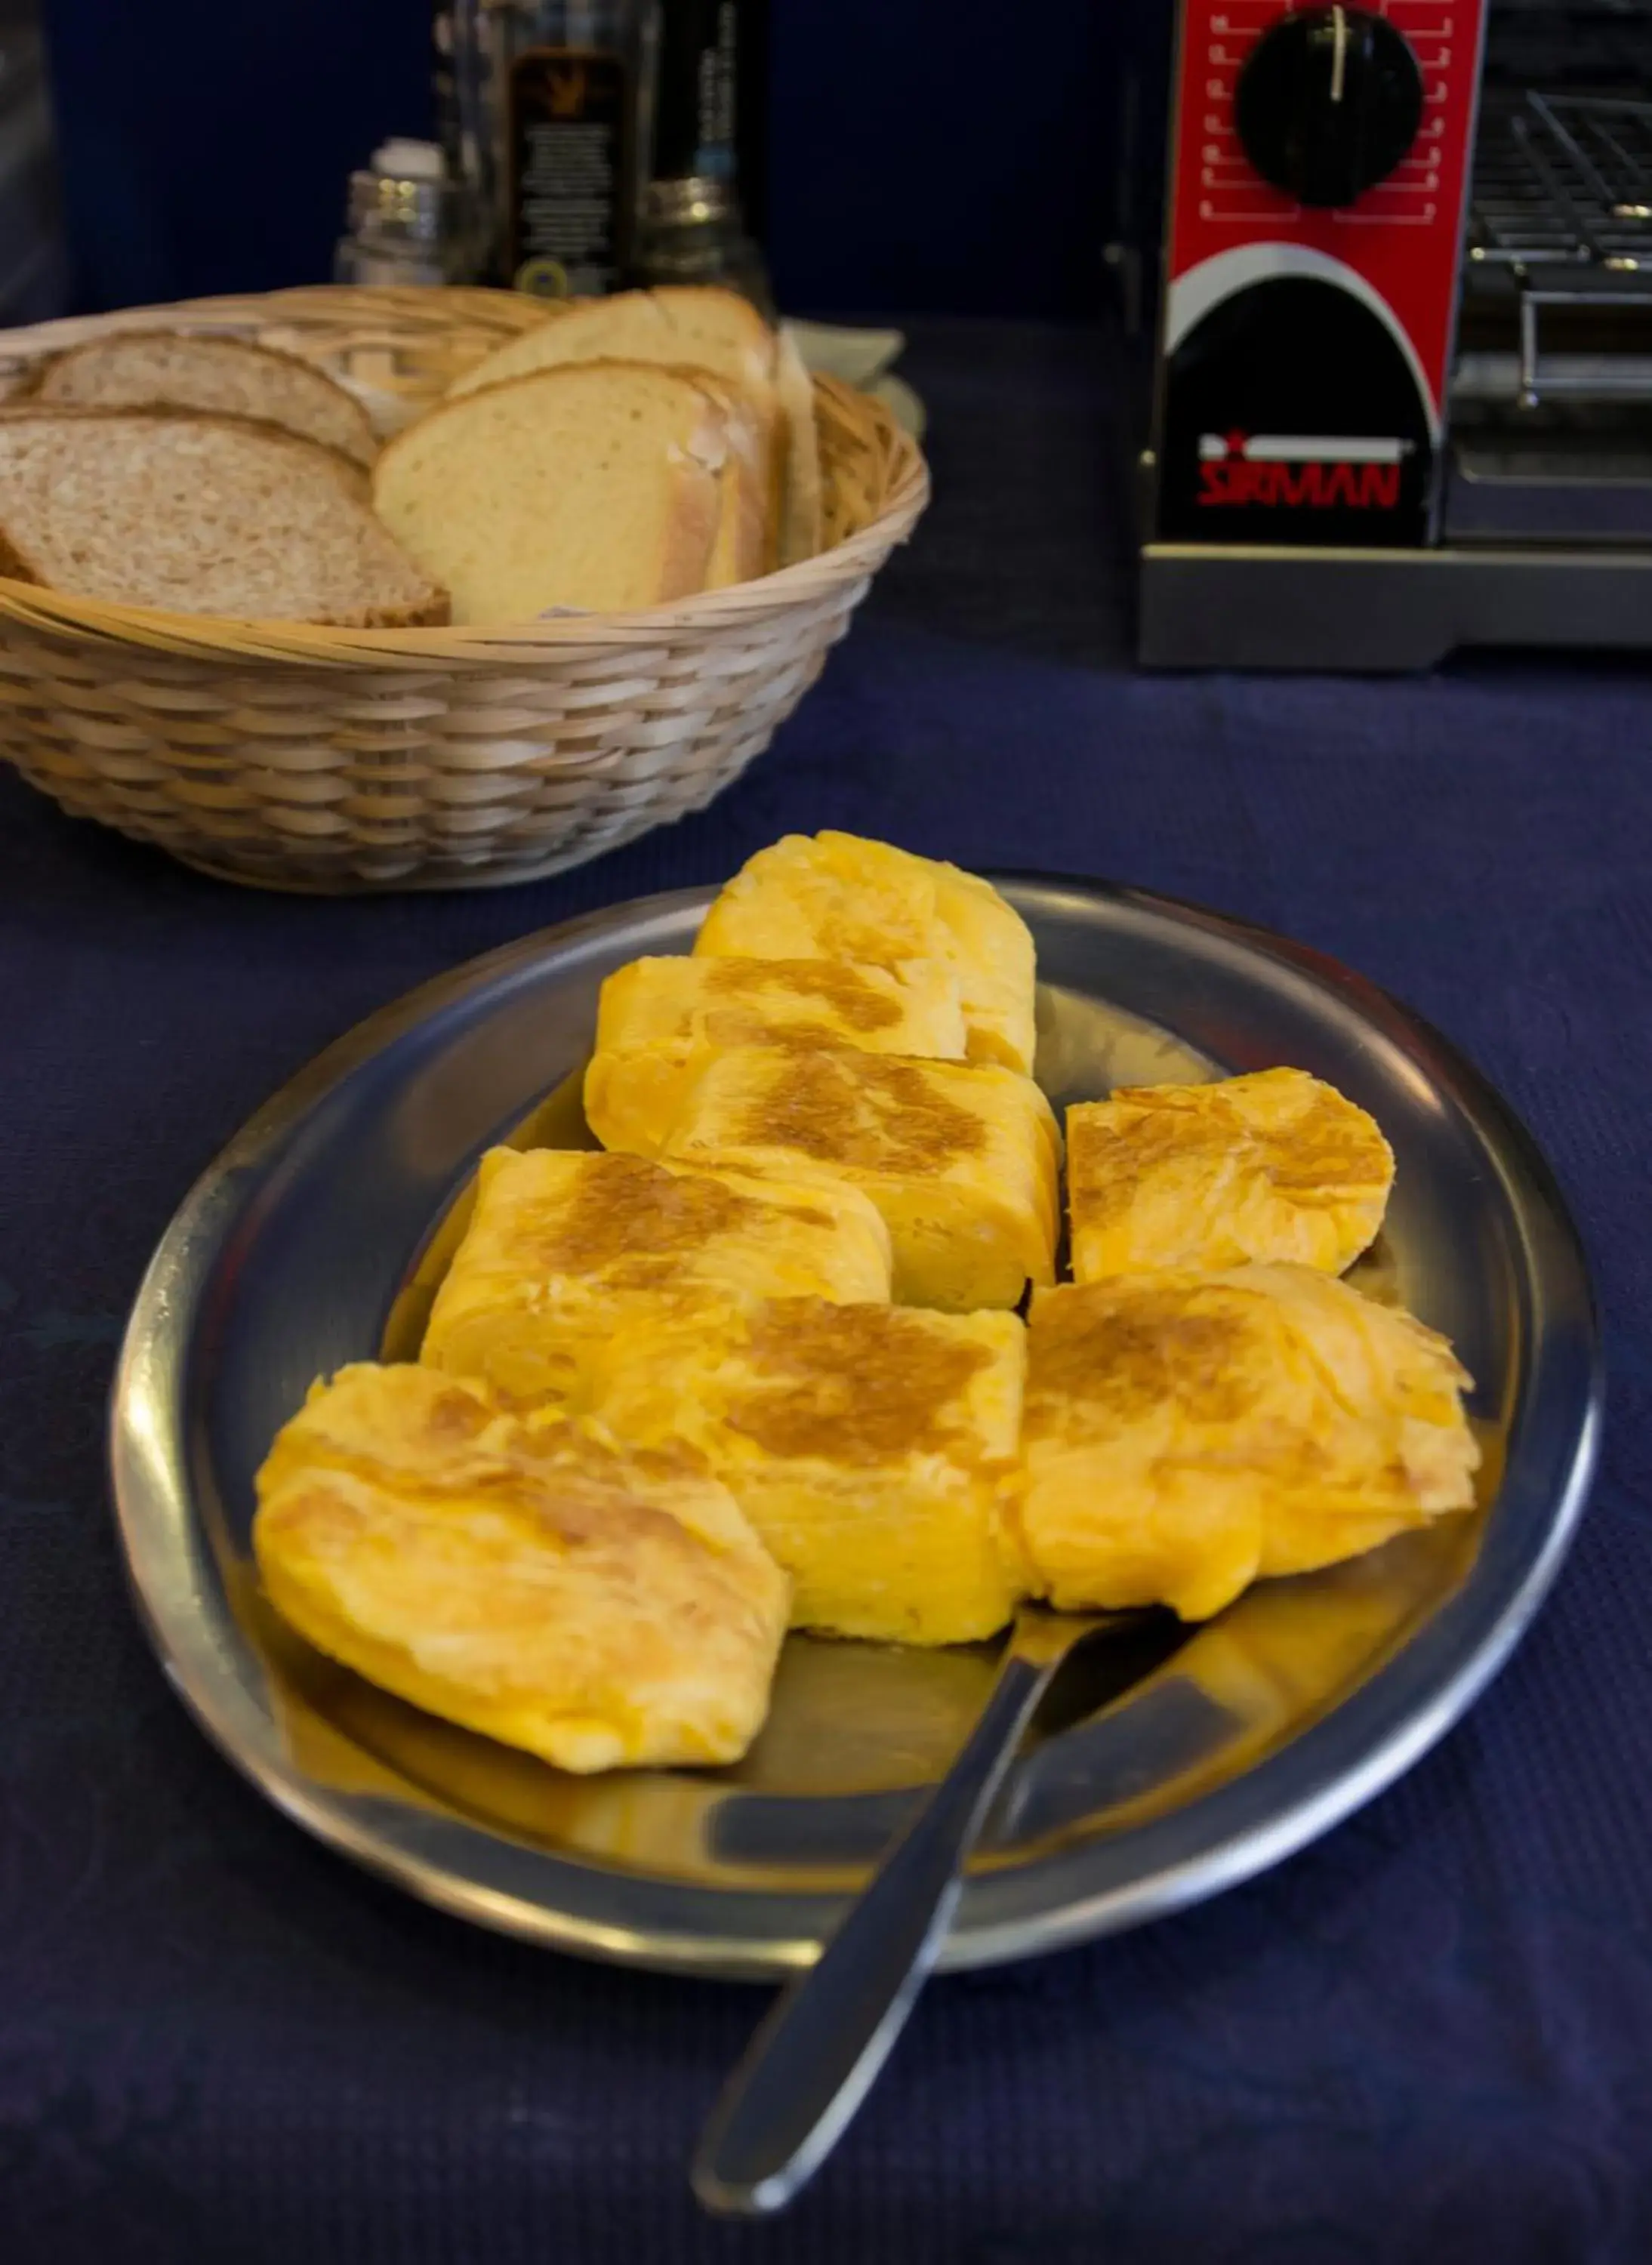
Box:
[507,47,630,298]
[695,3,738,179]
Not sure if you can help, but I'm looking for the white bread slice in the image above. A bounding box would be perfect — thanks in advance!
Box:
[372,360,730,621]
[689,368,772,587]
[31,331,378,467]
[448,286,776,402]
[0,408,446,624]
[773,325,823,564]
[447,288,784,580]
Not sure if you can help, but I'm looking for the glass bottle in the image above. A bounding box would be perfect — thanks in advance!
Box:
[439,0,660,299]
[631,0,769,310]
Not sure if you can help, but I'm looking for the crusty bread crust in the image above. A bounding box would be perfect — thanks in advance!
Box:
[307,594,450,627]
[0,518,48,588]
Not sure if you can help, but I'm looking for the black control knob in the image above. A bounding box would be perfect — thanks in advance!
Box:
[1235,5,1425,208]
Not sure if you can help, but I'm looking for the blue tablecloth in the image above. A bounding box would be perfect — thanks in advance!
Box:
[4,322,1649,2262]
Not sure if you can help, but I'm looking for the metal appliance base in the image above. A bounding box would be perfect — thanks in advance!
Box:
[1139,544,1652,670]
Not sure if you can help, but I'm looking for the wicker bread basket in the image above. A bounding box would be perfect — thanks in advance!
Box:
[0,286,929,891]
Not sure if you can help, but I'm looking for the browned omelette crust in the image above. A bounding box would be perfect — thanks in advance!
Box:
[419,1147,892,1409]
[659,1043,1060,1309]
[509,1151,820,1293]
[725,1299,996,1465]
[691,830,1038,1074]
[583,954,969,1159]
[701,955,908,1033]
[729,1049,991,1176]
[1017,1264,1478,1620]
[585,1296,1026,1644]
[253,1362,788,1771]
[1067,1068,1395,1279]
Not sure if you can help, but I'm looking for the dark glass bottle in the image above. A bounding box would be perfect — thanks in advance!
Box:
[631,0,769,311]
[436,1,660,297]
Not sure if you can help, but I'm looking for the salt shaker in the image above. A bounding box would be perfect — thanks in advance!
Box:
[334,140,476,288]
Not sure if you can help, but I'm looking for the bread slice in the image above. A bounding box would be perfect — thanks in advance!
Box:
[0,408,446,624]
[692,370,775,586]
[446,288,794,578]
[372,360,732,621]
[31,330,378,467]
[773,325,823,564]
[448,285,776,402]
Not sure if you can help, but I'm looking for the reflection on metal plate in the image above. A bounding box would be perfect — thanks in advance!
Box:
[110,879,1601,1976]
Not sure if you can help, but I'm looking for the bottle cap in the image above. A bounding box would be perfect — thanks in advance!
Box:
[373,139,445,182]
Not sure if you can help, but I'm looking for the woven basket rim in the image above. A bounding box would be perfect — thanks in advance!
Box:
[0,281,544,349]
[0,290,929,665]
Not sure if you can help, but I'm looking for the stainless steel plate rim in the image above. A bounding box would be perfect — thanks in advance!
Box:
[109,875,1602,1979]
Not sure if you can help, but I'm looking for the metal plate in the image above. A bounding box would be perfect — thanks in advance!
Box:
[109,879,1601,1978]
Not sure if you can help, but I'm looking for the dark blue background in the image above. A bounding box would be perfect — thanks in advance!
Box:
[37,0,1123,317]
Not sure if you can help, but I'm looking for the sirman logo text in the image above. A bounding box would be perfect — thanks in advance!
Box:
[1197,432,1413,508]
